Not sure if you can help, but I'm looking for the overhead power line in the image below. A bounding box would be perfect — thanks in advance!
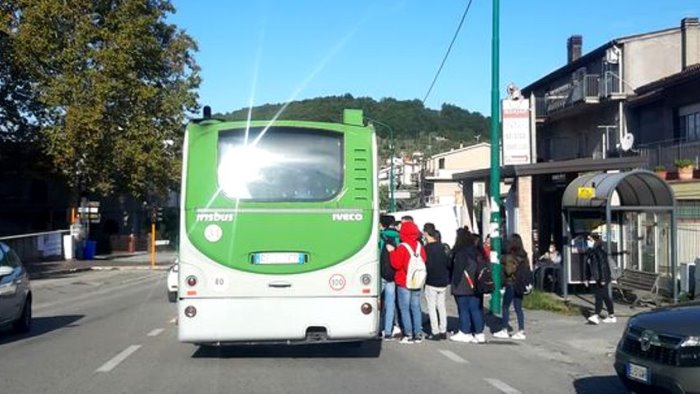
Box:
[422,0,475,104]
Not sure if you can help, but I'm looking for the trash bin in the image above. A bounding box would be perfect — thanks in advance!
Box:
[83,240,97,260]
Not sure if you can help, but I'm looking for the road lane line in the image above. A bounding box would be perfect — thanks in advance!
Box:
[95,345,142,373]
[485,378,521,394]
[438,349,469,364]
[147,329,164,337]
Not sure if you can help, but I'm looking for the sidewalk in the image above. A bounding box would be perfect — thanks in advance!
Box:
[27,250,177,279]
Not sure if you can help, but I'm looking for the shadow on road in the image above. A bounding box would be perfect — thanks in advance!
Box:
[192,340,382,359]
[0,314,83,345]
[573,375,628,394]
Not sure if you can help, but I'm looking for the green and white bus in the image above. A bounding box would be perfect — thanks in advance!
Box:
[177,108,379,345]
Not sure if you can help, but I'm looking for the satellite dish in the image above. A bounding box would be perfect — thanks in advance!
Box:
[619,133,635,151]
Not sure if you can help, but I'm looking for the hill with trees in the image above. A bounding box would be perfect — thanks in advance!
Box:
[218,94,490,159]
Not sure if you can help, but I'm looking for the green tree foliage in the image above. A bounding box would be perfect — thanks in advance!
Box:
[0,4,45,169]
[219,94,490,158]
[6,0,200,199]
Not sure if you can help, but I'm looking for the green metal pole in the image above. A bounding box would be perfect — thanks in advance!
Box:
[489,0,502,315]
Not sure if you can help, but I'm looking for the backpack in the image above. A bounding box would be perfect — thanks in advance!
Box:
[402,243,427,290]
[379,230,399,281]
[514,256,534,296]
[475,257,495,294]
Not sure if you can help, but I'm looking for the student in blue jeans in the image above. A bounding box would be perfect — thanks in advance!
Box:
[448,232,485,344]
[387,221,426,344]
[379,215,401,339]
[493,234,528,340]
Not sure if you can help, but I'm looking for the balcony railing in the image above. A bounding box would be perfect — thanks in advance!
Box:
[537,71,623,118]
[638,138,700,170]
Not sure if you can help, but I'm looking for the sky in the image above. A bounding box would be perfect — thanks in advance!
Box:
[169,0,700,116]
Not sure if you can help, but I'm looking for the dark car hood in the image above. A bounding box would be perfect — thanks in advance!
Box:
[630,303,700,337]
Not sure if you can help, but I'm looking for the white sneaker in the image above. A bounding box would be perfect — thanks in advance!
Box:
[392,325,402,336]
[492,329,510,339]
[587,315,600,325]
[602,315,617,324]
[399,336,414,344]
[473,333,486,344]
[449,332,474,343]
[511,331,526,340]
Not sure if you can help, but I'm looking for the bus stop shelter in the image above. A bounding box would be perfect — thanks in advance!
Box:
[560,170,677,303]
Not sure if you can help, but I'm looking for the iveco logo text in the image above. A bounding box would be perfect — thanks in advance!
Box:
[332,213,363,221]
[196,212,234,222]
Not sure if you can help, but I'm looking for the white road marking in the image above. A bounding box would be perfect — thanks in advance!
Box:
[438,349,469,364]
[147,328,164,337]
[169,317,177,324]
[95,345,142,373]
[485,378,522,394]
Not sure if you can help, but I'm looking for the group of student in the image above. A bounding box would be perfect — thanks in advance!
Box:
[378,214,534,344]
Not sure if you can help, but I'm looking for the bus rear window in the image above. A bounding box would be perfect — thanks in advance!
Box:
[217,127,343,201]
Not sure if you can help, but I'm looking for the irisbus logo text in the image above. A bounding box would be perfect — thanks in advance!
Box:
[332,213,363,221]
[196,212,234,222]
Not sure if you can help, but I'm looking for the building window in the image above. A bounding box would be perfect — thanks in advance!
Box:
[679,104,700,141]
[438,158,445,169]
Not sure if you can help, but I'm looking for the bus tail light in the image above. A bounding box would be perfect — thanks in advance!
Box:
[361,303,373,315]
[184,305,197,318]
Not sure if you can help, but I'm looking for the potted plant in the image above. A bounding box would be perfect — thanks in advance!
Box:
[675,158,695,181]
[654,165,667,179]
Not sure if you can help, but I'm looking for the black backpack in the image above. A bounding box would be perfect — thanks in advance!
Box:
[379,232,399,281]
[475,255,495,294]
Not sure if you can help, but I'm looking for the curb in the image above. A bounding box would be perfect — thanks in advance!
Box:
[29,267,93,280]
[91,266,170,271]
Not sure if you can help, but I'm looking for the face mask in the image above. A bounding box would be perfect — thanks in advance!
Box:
[587,240,595,248]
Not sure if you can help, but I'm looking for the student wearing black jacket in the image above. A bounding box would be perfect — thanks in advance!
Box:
[423,228,450,340]
[585,233,616,325]
[379,215,401,339]
[449,233,485,344]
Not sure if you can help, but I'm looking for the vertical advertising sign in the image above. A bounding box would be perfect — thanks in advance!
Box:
[502,98,531,165]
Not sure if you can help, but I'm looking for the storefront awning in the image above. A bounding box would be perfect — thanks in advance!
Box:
[451,156,647,183]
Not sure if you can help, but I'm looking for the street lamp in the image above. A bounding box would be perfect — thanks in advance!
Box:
[367,118,395,212]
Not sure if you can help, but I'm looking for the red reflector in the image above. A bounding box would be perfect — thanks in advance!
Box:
[362,288,370,294]
[187,290,197,296]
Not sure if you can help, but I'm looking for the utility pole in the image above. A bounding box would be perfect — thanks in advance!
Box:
[489,0,503,315]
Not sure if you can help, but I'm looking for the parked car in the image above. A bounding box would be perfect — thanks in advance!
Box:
[167,258,179,303]
[615,302,700,394]
[0,242,32,333]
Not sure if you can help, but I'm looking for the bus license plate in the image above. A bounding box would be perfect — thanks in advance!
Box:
[627,362,649,384]
[253,252,306,265]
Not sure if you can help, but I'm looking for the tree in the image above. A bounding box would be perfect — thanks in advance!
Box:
[9,0,200,200]
[0,4,51,176]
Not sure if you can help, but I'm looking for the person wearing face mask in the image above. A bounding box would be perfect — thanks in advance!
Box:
[535,242,563,291]
[539,243,562,265]
[585,233,616,324]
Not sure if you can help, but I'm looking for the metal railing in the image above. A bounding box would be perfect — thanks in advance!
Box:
[538,71,623,118]
[0,229,70,263]
[638,138,700,170]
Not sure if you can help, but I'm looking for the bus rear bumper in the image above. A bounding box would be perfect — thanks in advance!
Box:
[178,296,379,344]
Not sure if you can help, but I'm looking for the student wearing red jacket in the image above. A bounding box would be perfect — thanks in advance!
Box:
[387,221,426,344]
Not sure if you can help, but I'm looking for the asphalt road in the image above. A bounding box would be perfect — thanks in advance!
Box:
[0,270,628,394]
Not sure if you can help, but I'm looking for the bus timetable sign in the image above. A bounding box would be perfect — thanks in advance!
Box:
[577,187,595,200]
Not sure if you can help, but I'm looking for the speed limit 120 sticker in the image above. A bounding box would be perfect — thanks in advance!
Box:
[329,274,346,291]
